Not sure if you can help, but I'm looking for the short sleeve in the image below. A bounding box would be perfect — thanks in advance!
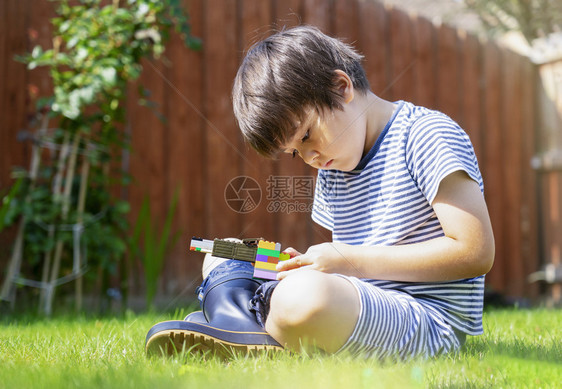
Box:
[405,113,483,204]
[311,170,335,231]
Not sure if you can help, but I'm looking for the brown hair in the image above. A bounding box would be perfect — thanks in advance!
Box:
[232,25,370,158]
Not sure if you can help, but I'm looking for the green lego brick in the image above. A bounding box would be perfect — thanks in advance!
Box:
[256,247,280,257]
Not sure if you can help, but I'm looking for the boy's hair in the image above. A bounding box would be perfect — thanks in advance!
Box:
[232,25,370,158]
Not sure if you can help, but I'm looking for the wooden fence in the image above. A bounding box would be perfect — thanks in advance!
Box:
[0,0,552,303]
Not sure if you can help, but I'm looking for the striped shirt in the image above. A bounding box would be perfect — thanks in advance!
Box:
[312,101,485,335]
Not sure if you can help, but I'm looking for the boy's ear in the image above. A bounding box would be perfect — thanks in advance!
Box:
[333,69,354,104]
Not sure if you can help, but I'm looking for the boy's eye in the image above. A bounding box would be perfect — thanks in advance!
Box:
[291,130,310,158]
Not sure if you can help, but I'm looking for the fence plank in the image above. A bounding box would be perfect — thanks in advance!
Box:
[203,0,242,238]
[1,0,28,189]
[501,49,524,297]
[239,0,279,242]
[128,58,166,223]
[0,0,12,273]
[388,7,416,103]
[334,0,360,46]
[0,0,8,190]
[519,57,539,300]
[482,40,505,292]
[459,31,483,162]
[159,0,205,293]
[541,172,562,303]
[273,0,302,28]
[359,1,391,100]
[126,57,166,297]
[303,0,331,32]
[436,23,461,120]
[412,15,437,109]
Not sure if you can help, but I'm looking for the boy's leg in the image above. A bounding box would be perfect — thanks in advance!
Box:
[265,269,360,353]
[264,269,463,359]
[181,240,242,323]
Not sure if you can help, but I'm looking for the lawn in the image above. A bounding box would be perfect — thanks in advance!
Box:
[0,308,560,388]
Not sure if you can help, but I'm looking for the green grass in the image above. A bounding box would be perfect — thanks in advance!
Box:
[0,308,560,389]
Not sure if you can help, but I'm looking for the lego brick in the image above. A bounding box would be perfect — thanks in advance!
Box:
[212,239,236,258]
[233,245,257,262]
[254,261,277,271]
[258,240,276,250]
[210,238,257,262]
[255,253,270,262]
[189,237,214,253]
[266,256,279,264]
[253,268,278,280]
[256,247,280,257]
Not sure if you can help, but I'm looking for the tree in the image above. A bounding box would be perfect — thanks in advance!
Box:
[0,0,200,314]
[464,0,562,44]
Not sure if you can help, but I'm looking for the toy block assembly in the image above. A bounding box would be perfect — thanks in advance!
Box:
[253,240,290,280]
[189,237,289,280]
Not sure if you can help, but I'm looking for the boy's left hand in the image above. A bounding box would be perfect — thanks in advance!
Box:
[276,242,357,280]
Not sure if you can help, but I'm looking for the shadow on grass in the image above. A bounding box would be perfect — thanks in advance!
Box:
[0,299,200,326]
[464,337,562,364]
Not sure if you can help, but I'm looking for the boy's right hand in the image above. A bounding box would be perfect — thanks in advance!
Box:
[276,242,359,280]
[276,247,304,279]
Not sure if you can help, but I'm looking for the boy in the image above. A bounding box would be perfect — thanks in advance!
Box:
[145,25,494,360]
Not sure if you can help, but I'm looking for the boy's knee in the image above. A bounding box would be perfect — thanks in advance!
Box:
[267,270,334,332]
[265,270,360,352]
[201,254,228,279]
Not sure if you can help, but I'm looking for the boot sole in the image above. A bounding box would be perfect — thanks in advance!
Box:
[145,320,283,358]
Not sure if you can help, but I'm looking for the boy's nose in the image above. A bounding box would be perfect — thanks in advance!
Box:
[302,149,320,165]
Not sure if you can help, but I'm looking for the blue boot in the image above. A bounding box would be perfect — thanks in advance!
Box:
[184,311,206,322]
[145,261,282,358]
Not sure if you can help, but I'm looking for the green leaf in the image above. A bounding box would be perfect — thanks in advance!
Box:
[31,45,43,58]
[155,188,179,264]
[186,36,202,51]
[100,67,117,85]
[59,20,71,33]
[0,178,23,233]
[67,36,79,49]
[114,201,130,214]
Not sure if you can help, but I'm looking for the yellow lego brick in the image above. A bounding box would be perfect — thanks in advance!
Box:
[258,240,276,250]
[255,261,277,271]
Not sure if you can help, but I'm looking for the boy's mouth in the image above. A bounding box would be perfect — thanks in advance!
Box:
[321,159,334,169]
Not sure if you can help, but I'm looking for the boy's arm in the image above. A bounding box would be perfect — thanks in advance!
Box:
[277,171,495,282]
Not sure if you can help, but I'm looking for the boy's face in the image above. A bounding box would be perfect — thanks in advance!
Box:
[282,72,368,172]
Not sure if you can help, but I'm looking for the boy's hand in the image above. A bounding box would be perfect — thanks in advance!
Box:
[276,243,356,280]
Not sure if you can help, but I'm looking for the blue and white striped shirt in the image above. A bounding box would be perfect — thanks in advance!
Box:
[312,101,485,335]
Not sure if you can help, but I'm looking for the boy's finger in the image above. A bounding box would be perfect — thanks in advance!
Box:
[282,247,302,258]
[276,255,305,271]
